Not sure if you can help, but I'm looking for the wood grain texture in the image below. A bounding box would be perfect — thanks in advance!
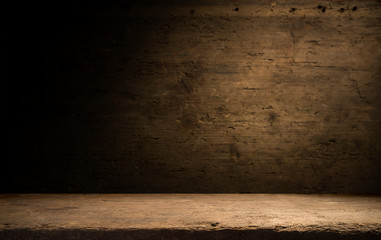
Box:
[1,194,380,231]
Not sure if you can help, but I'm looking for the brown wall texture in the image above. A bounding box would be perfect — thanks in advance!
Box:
[2,0,381,193]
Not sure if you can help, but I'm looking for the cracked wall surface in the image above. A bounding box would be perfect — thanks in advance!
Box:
[2,0,381,193]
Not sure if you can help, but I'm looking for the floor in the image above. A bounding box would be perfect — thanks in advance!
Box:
[0,194,380,239]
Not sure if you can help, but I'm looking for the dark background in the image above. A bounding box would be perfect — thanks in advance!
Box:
[1,0,381,193]
[2,0,97,192]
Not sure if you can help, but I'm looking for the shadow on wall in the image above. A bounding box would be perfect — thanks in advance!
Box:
[2,0,381,193]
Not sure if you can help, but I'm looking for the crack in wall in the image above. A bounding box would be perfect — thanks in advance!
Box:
[348,71,366,101]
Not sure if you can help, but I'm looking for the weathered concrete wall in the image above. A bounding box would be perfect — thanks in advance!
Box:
[2,0,381,193]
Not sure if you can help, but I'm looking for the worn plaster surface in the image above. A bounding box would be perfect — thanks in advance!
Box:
[2,0,381,193]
